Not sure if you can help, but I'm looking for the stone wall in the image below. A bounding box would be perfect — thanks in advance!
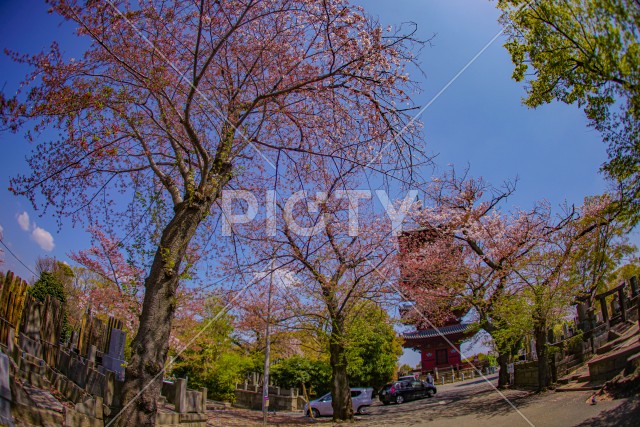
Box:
[234,382,305,411]
[432,367,490,385]
[588,343,640,382]
[514,361,540,388]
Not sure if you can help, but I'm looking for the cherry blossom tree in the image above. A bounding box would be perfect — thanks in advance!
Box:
[400,170,550,387]
[402,169,624,390]
[1,0,424,423]
[222,159,401,421]
[70,230,206,351]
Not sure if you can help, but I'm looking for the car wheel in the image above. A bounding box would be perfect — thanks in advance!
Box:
[395,395,404,404]
[311,408,320,418]
[357,405,369,415]
[426,390,433,398]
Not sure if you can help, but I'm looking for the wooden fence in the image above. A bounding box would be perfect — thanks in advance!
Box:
[0,271,29,345]
[0,270,126,361]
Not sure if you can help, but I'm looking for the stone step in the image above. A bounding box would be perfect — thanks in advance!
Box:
[555,382,602,392]
[589,341,640,382]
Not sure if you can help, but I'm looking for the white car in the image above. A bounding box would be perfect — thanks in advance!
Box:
[304,387,374,417]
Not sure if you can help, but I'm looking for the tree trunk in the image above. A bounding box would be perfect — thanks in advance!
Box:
[534,323,549,392]
[497,351,510,388]
[112,199,210,426]
[330,317,353,422]
[481,322,510,388]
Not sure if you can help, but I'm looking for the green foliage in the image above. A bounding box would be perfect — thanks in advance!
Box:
[607,262,640,287]
[29,271,66,304]
[271,355,332,397]
[567,195,636,299]
[270,303,401,396]
[485,353,498,367]
[173,351,252,402]
[566,331,585,354]
[397,363,413,377]
[29,271,70,340]
[170,299,252,402]
[344,303,403,390]
[498,0,640,218]
[489,294,532,357]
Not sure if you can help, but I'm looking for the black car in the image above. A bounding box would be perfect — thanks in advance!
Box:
[378,380,437,405]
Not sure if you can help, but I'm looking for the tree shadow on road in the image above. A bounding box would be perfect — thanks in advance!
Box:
[368,382,538,424]
[573,397,640,427]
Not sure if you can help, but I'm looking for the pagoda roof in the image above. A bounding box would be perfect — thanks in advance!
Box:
[402,323,472,339]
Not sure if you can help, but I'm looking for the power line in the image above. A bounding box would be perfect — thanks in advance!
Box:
[0,238,36,276]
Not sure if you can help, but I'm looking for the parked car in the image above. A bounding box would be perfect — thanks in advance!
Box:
[303,387,374,417]
[378,380,437,405]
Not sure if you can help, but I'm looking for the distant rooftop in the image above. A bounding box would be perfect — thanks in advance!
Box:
[402,323,472,339]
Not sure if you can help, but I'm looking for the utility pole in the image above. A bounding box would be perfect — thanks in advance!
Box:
[262,262,274,427]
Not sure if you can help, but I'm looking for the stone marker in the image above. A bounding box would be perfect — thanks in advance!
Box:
[102,329,126,381]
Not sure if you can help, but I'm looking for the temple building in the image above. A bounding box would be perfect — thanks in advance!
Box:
[401,310,474,373]
[398,227,476,374]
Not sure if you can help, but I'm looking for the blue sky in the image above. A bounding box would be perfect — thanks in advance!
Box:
[0,1,630,363]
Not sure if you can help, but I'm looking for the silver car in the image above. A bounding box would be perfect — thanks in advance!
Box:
[304,387,374,417]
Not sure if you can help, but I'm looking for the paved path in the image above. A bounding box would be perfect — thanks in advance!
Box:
[356,376,634,427]
[207,375,640,427]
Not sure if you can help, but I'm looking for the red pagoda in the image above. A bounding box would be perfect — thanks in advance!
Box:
[398,227,476,374]
[401,312,473,373]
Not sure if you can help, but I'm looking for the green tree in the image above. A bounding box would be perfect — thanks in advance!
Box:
[29,271,71,340]
[170,300,252,402]
[30,271,66,304]
[344,302,403,391]
[271,355,332,397]
[607,262,640,285]
[271,303,401,397]
[397,364,413,377]
[567,195,636,304]
[488,293,532,371]
[498,0,640,215]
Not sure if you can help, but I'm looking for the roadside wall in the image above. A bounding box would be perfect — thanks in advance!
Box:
[234,383,305,411]
[514,361,539,388]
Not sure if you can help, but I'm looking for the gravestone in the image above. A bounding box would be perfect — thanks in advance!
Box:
[101,328,126,381]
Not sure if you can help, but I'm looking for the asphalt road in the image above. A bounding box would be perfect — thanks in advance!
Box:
[207,374,640,426]
[353,374,640,427]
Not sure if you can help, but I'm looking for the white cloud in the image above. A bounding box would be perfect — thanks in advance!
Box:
[16,212,30,231]
[31,227,55,252]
